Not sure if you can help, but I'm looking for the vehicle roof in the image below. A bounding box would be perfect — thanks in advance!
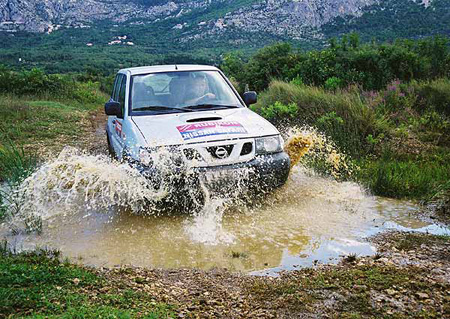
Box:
[119,64,220,75]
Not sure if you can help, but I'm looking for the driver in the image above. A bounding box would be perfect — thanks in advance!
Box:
[185,75,216,105]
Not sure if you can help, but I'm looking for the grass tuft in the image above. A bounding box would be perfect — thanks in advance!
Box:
[0,242,175,318]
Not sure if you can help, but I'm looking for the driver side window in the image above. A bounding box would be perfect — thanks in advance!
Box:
[112,75,123,101]
[118,76,126,116]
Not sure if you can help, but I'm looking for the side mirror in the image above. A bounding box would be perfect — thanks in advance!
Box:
[105,100,123,118]
[243,91,257,105]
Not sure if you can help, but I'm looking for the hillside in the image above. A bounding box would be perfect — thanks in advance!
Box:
[0,0,449,72]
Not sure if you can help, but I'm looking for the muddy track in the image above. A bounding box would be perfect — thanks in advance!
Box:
[83,109,109,155]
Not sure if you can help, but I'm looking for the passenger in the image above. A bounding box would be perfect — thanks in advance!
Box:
[169,77,188,106]
[184,76,216,105]
[133,81,156,108]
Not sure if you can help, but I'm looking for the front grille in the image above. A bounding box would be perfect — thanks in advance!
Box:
[240,142,253,156]
[206,145,234,159]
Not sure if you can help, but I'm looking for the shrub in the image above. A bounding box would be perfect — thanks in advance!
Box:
[411,78,450,117]
[0,66,74,96]
[324,77,343,91]
[257,101,298,121]
[290,76,304,87]
[222,35,450,92]
[254,81,377,157]
[0,66,109,103]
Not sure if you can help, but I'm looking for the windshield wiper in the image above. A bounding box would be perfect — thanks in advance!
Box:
[184,104,241,110]
[133,106,194,112]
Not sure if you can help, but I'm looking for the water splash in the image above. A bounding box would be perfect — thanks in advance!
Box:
[4,126,355,243]
[2,127,442,271]
[283,126,354,178]
[8,147,169,226]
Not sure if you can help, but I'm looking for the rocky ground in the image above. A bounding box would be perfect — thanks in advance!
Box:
[81,230,449,318]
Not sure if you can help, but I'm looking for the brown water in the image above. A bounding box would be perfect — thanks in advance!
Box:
[2,165,448,275]
[1,130,449,275]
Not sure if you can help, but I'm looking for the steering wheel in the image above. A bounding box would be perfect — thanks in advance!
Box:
[197,93,216,104]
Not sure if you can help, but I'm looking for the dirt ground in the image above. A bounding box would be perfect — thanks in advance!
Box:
[89,231,449,318]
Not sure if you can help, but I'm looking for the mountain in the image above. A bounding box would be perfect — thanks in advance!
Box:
[0,0,381,37]
[0,0,215,32]
[0,0,447,40]
[0,0,449,73]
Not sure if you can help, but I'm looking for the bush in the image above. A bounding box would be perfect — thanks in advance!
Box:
[222,43,299,92]
[258,101,298,120]
[411,78,450,117]
[222,35,450,93]
[253,81,377,157]
[324,77,343,91]
[0,66,109,103]
[0,66,74,96]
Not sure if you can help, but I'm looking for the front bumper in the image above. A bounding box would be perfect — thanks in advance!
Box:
[137,151,291,192]
[194,151,291,190]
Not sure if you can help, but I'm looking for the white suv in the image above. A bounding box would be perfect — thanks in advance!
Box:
[105,65,290,193]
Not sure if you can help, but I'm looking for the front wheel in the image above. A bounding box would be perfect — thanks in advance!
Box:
[106,133,116,159]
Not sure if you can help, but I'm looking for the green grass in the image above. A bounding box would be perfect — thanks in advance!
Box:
[0,140,37,222]
[252,80,377,158]
[0,244,175,318]
[358,153,450,199]
[253,79,450,203]
[0,79,107,150]
[0,140,36,183]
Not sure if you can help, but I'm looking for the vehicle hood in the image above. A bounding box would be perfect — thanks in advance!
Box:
[131,108,279,147]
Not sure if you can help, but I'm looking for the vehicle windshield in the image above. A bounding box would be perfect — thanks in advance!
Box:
[131,71,243,113]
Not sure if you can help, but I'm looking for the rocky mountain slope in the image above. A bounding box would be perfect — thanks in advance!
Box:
[0,0,442,42]
[0,0,377,36]
[0,0,217,32]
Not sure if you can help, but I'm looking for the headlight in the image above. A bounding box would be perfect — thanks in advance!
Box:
[139,147,153,167]
[255,135,283,155]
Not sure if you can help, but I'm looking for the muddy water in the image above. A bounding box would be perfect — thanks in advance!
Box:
[2,129,449,274]
[3,164,449,274]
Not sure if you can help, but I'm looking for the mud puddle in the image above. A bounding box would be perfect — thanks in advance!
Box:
[2,164,449,275]
[1,128,449,275]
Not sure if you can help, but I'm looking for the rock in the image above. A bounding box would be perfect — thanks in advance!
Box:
[386,289,397,296]
[416,292,429,299]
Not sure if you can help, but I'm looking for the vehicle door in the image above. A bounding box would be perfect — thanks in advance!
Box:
[109,73,127,159]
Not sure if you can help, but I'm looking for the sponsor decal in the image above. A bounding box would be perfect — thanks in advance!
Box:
[115,121,122,137]
[176,121,247,140]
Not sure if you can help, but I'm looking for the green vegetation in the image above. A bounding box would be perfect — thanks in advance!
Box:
[0,242,174,318]
[0,67,108,222]
[323,0,450,42]
[0,67,107,148]
[223,36,450,92]
[222,37,450,203]
[252,79,450,200]
[0,0,447,73]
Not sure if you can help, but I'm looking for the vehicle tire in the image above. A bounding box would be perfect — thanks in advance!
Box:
[106,133,116,159]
